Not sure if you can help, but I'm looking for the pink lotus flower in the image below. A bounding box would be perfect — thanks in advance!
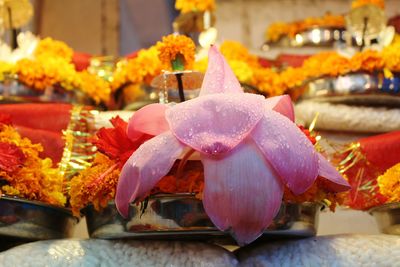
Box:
[116,46,350,245]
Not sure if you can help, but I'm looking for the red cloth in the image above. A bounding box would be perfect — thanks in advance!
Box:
[359,131,400,171]
[343,131,400,210]
[0,104,72,163]
[276,54,311,68]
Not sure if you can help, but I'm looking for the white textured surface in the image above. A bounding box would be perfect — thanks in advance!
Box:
[295,100,400,133]
[237,234,400,267]
[0,239,238,267]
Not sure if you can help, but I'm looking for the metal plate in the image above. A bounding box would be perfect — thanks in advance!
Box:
[264,27,346,49]
[84,194,321,243]
[0,80,90,105]
[369,202,400,235]
[301,73,400,107]
[0,195,78,241]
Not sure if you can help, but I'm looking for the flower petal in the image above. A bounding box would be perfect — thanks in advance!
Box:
[265,94,295,121]
[166,93,265,155]
[127,103,169,141]
[199,46,243,96]
[201,138,283,245]
[115,132,185,217]
[251,109,319,195]
[318,153,351,192]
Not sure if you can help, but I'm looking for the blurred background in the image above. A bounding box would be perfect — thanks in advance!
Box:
[20,0,400,56]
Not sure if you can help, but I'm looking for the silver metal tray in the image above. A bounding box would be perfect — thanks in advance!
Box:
[84,194,321,243]
[0,195,78,241]
[369,202,400,235]
[264,27,346,49]
[0,80,90,105]
[301,73,400,107]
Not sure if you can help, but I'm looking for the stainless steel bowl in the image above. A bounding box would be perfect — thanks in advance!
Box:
[84,194,321,243]
[301,73,400,107]
[264,27,346,49]
[369,202,400,235]
[0,195,78,241]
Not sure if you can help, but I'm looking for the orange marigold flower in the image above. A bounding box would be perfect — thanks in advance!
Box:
[157,34,196,70]
[352,0,385,9]
[69,153,120,216]
[0,124,66,206]
[78,70,111,104]
[377,163,400,203]
[175,0,215,13]
[350,50,384,73]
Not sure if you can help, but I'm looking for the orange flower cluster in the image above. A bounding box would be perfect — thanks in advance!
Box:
[377,163,400,203]
[270,43,400,94]
[111,46,162,91]
[34,37,74,61]
[78,70,111,104]
[0,124,66,206]
[352,0,385,9]
[14,38,111,104]
[175,0,215,13]
[157,34,196,70]
[69,153,120,216]
[266,13,345,42]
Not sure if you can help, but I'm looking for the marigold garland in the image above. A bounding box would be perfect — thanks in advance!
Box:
[377,163,400,203]
[352,0,385,9]
[266,13,345,42]
[156,34,196,70]
[0,124,66,206]
[175,0,215,13]
[34,37,74,62]
[111,46,162,91]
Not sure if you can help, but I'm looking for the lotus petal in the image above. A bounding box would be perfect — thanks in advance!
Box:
[264,95,295,121]
[115,132,185,217]
[318,153,351,192]
[251,109,319,195]
[199,46,243,96]
[127,103,169,141]
[201,138,283,245]
[166,93,265,155]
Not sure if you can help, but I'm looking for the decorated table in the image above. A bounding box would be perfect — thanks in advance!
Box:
[0,0,399,266]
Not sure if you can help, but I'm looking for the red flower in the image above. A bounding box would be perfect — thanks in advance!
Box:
[92,116,152,166]
[0,142,26,173]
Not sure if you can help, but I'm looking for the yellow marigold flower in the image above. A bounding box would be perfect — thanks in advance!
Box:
[382,41,400,72]
[35,37,74,61]
[0,61,16,81]
[0,125,66,206]
[220,40,259,68]
[175,0,215,13]
[78,70,111,104]
[193,57,208,74]
[227,60,253,84]
[352,0,385,9]
[157,34,196,71]
[378,163,400,203]
[69,153,120,216]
